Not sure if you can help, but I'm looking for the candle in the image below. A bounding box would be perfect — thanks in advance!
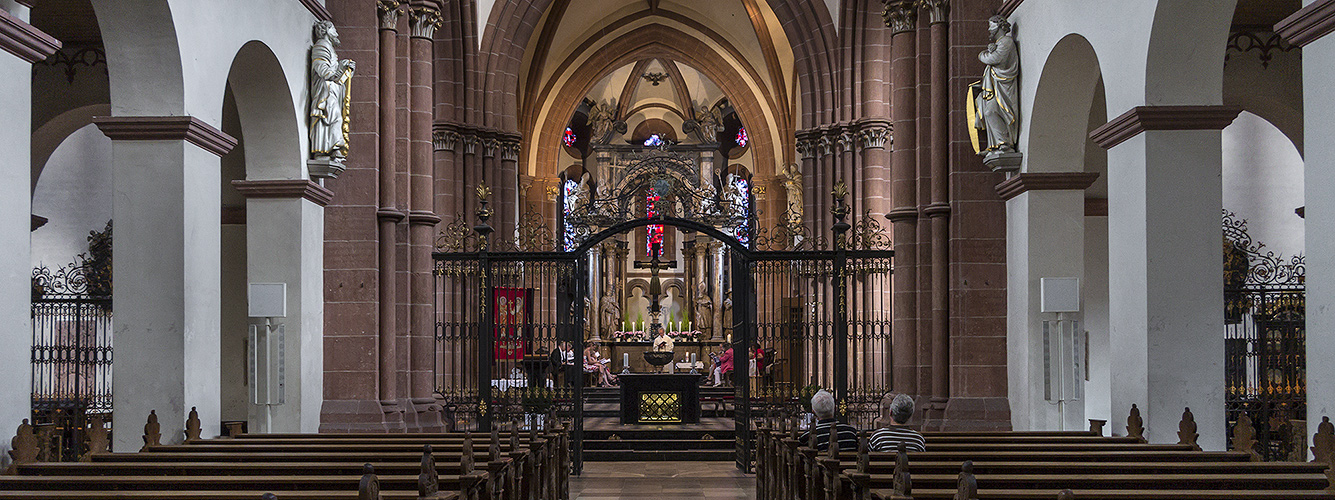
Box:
[691,353,696,365]
[688,320,692,331]
[623,352,629,369]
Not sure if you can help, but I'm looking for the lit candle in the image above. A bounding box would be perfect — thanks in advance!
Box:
[688,320,693,331]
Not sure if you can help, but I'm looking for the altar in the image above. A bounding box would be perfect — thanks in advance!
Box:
[619,373,704,424]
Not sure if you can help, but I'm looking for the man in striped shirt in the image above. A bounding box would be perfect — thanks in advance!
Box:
[797,390,860,452]
[871,393,926,452]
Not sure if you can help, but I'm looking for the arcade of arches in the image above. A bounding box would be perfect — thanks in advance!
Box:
[2,0,1333,468]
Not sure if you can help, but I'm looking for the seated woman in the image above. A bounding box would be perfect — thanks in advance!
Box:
[709,346,734,386]
[583,342,618,387]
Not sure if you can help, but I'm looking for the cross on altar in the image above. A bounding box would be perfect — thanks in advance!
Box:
[633,240,677,320]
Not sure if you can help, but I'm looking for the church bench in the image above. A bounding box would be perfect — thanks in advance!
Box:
[852,472,1329,490]
[0,492,458,500]
[834,459,1328,475]
[868,489,1335,500]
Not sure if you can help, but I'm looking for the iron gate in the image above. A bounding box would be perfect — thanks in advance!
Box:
[30,255,114,462]
[435,177,892,473]
[435,208,586,471]
[1223,210,1305,461]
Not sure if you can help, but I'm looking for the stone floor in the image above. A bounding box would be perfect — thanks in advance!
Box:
[570,461,756,499]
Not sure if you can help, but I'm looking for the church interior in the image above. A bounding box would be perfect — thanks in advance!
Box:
[2,0,1334,497]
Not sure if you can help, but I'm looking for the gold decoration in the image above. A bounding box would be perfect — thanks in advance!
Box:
[476,182,491,202]
[831,179,849,201]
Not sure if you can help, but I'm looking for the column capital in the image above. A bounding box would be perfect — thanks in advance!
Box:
[433,129,461,152]
[994,172,1099,201]
[856,121,892,150]
[881,0,919,34]
[378,0,405,30]
[500,140,521,163]
[94,116,237,157]
[408,3,442,39]
[231,179,335,207]
[919,0,949,24]
[1089,105,1242,149]
[0,9,60,63]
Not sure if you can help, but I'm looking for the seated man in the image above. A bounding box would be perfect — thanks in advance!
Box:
[797,390,859,452]
[548,340,576,386]
[870,393,926,452]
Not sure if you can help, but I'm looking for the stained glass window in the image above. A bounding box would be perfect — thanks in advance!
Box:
[735,127,749,148]
[646,188,664,257]
[644,134,663,147]
[727,177,750,246]
[563,178,579,252]
[562,127,576,147]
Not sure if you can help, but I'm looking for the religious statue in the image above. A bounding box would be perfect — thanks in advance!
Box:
[582,296,592,338]
[600,282,622,338]
[309,20,356,173]
[564,172,590,215]
[684,101,723,143]
[724,173,749,214]
[721,293,733,339]
[972,15,1019,161]
[693,281,714,337]
[588,99,620,144]
[780,162,804,225]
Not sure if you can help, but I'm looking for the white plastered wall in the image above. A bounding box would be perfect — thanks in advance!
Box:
[1303,0,1335,453]
[91,0,324,449]
[0,2,35,468]
[1009,0,1234,449]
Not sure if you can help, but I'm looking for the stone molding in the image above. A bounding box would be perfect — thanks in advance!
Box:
[995,172,1100,201]
[378,0,404,30]
[232,179,335,207]
[94,116,238,157]
[0,8,60,63]
[882,0,919,34]
[1085,198,1108,217]
[885,206,919,223]
[1089,105,1242,149]
[407,209,442,226]
[998,0,1023,18]
[1276,0,1335,47]
[923,202,950,218]
[377,207,407,222]
[299,0,334,22]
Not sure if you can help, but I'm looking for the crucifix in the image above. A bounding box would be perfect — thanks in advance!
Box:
[633,239,677,332]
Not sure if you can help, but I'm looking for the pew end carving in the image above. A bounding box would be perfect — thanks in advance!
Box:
[141,410,162,451]
[1232,413,1261,462]
[359,464,381,500]
[1127,404,1145,442]
[1178,407,1201,451]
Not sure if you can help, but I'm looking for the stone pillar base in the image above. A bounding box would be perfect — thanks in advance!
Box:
[319,400,407,433]
[404,397,445,432]
[920,397,950,431]
[938,397,1012,431]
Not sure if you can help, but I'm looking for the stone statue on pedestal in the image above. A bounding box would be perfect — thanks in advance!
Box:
[972,16,1020,165]
[693,281,714,337]
[309,20,356,177]
[780,162,804,225]
[600,282,622,338]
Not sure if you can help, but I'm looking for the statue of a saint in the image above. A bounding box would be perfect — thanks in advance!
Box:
[780,163,803,225]
[973,16,1019,159]
[600,283,622,338]
[693,282,714,336]
[310,20,356,163]
[588,99,619,143]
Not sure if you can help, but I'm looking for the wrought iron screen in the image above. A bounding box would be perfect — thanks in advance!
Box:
[1223,210,1305,461]
[31,257,113,462]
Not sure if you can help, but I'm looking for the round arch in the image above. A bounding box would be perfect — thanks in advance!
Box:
[1026,34,1104,173]
[224,40,304,180]
[89,0,184,115]
[31,103,111,194]
[1144,0,1238,105]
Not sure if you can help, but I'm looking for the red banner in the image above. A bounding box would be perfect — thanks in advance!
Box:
[493,287,532,361]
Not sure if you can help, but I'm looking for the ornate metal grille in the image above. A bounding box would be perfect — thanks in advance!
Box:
[30,237,114,462]
[1223,210,1305,461]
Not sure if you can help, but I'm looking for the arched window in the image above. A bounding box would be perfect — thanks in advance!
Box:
[563,178,580,252]
[735,127,748,148]
[646,188,664,257]
[643,134,663,147]
[726,176,750,245]
[562,127,577,147]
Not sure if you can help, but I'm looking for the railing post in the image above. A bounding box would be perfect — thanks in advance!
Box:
[475,183,495,433]
[831,180,851,422]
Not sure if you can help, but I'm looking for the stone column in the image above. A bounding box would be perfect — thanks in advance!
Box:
[998,174,1097,431]
[375,0,407,431]
[713,242,725,341]
[1090,106,1239,450]
[922,0,951,426]
[1083,204,1111,427]
[589,245,602,341]
[883,0,919,395]
[1278,6,1335,454]
[407,1,442,431]
[0,5,58,444]
[232,181,333,433]
[96,117,236,450]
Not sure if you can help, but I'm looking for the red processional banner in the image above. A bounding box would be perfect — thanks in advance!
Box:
[493,287,532,361]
